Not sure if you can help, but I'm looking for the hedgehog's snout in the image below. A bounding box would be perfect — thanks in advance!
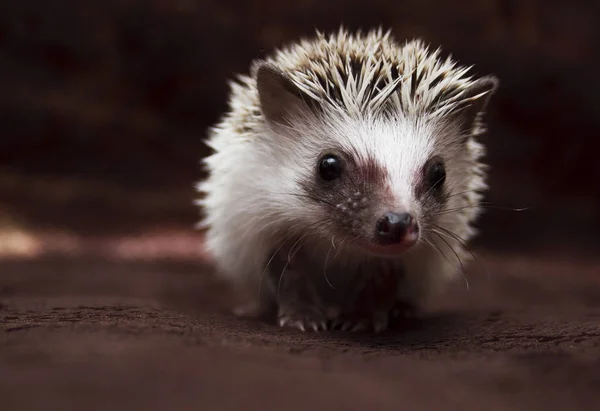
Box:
[375,212,419,246]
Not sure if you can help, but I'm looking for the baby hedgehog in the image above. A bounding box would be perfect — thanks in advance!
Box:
[197,28,498,333]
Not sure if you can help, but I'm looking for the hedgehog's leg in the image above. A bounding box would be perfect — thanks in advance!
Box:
[267,248,332,332]
[330,262,400,333]
[275,267,331,332]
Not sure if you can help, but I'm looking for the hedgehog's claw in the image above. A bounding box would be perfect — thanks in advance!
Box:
[277,306,329,332]
[277,316,291,328]
[372,311,389,333]
[330,311,390,333]
[351,321,369,332]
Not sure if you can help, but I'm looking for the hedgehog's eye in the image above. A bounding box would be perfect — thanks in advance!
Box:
[427,161,446,190]
[318,154,342,181]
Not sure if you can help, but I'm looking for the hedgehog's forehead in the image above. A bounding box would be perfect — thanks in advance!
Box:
[316,114,436,173]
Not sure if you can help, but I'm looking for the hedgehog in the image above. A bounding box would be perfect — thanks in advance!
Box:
[196,27,498,333]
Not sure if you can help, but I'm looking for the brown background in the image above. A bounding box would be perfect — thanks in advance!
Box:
[1,0,599,249]
[1,1,599,410]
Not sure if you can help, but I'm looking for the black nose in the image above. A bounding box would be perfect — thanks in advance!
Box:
[376,212,416,244]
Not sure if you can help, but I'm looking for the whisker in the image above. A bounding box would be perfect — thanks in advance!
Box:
[435,203,529,216]
[432,224,491,281]
[422,174,448,198]
[259,237,290,296]
[323,240,335,289]
[423,237,452,267]
[333,234,351,260]
[277,233,306,301]
[432,225,473,253]
[286,234,303,262]
[444,189,481,199]
[431,229,469,290]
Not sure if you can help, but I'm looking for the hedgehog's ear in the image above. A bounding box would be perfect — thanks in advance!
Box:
[253,61,314,128]
[453,75,499,137]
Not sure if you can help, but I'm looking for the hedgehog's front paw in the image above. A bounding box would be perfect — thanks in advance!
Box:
[331,310,390,333]
[277,304,329,332]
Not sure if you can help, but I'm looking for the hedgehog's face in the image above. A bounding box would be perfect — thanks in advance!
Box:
[294,118,452,258]
[254,61,497,257]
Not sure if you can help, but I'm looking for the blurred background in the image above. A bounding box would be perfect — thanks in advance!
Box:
[0,0,599,259]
